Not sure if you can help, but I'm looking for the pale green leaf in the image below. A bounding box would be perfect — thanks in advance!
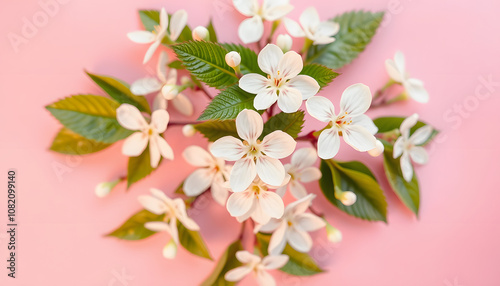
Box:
[177,221,212,260]
[201,240,244,286]
[106,209,164,240]
[127,146,160,188]
[49,127,111,155]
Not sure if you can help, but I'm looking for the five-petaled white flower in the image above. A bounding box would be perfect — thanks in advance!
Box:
[225,251,289,286]
[127,8,188,63]
[182,145,231,206]
[257,194,325,255]
[306,84,378,159]
[239,44,320,113]
[138,188,200,258]
[233,0,294,44]
[210,109,296,192]
[276,147,321,199]
[130,51,193,116]
[393,113,433,182]
[116,104,174,168]
[385,51,429,103]
[284,7,340,45]
[226,176,287,225]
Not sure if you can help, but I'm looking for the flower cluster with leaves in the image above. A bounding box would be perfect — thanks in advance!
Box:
[45,3,437,285]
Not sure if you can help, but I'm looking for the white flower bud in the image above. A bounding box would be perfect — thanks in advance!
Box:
[162,239,177,259]
[180,76,191,86]
[325,223,342,243]
[336,191,357,206]
[95,179,120,198]
[182,124,196,137]
[225,51,241,68]
[368,140,385,157]
[192,26,209,41]
[276,34,293,52]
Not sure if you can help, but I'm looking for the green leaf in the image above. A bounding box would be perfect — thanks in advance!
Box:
[306,11,384,69]
[107,209,164,240]
[46,94,133,143]
[256,233,324,276]
[201,240,244,286]
[168,60,186,70]
[172,41,238,89]
[207,19,218,42]
[300,64,339,90]
[261,111,305,139]
[127,146,160,188]
[373,116,438,145]
[194,120,238,142]
[198,85,257,120]
[383,150,420,216]
[221,43,265,76]
[319,160,388,222]
[138,10,192,44]
[49,127,111,155]
[86,72,150,113]
[177,221,212,260]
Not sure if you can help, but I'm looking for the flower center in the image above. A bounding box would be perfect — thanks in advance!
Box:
[267,72,286,90]
[148,128,154,136]
[334,112,352,129]
[243,140,263,159]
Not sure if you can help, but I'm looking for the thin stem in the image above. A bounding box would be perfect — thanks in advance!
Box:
[308,206,324,218]
[266,20,280,44]
[238,220,247,240]
[196,84,213,100]
[256,40,262,51]
[168,121,198,126]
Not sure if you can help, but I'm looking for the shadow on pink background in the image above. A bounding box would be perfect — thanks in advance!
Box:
[1,0,499,285]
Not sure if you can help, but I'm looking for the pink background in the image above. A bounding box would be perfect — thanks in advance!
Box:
[1,0,499,285]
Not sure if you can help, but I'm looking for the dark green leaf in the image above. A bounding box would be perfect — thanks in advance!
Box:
[306,11,384,69]
[221,43,265,76]
[319,160,387,222]
[138,10,192,44]
[127,146,160,188]
[107,209,164,240]
[177,221,212,260]
[207,19,218,42]
[172,41,238,89]
[261,111,305,139]
[201,240,244,286]
[46,94,133,143]
[256,233,324,276]
[198,85,257,120]
[49,127,111,155]
[194,120,238,142]
[86,72,150,113]
[383,150,420,216]
[300,64,339,90]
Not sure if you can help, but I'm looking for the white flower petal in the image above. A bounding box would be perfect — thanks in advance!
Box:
[295,213,326,231]
[275,185,287,197]
[312,36,335,45]
[261,130,296,159]
[227,191,255,217]
[400,152,414,182]
[172,93,194,116]
[183,146,213,167]
[210,136,246,161]
[289,181,308,199]
[169,9,188,41]
[316,21,339,38]
[277,87,303,113]
[157,51,169,82]
[393,136,405,158]
[184,168,214,196]
[299,167,321,182]
[256,270,276,286]
[394,51,406,75]
[138,195,166,215]
[211,179,229,206]
[127,31,155,43]
[239,74,269,94]
[262,0,293,21]
[236,109,263,143]
[299,7,320,33]
[409,146,428,165]
[230,157,257,192]
[278,51,303,79]
[122,132,148,156]
[236,250,261,264]
[400,113,419,138]
[287,75,320,99]
[144,221,171,233]
[254,89,278,110]
[258,44,283,75]
[143,40,161,64]
[259,191,285,219]
[153,93,167,111]
[250,202,271,225]
[317,128,340,159]
[156,135,174,160]
[291,147,317,169]
[342,125,377,152]
[116,104,148,131]
[268,221,287,255]
[404,78,429,103]
[259,218,282,232]
[159,8,168,32]
[256,156,285,187]
[262,254,289,269]
[306,96,335,123]
[149,136,161,168]
[130,78,162,95]
[385,59,404,82]
[410,125,433,145]
[287,227,312,252]
[238,15,264,44]
[225,266,252,282]
[151,109,169,133]
[283,18,306,38]
[165,68,178,85]
[340,83,372,116]
[352,114,378,135]
[287,193,314,215]
[233,0,259,17]
[368,140,385,157]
